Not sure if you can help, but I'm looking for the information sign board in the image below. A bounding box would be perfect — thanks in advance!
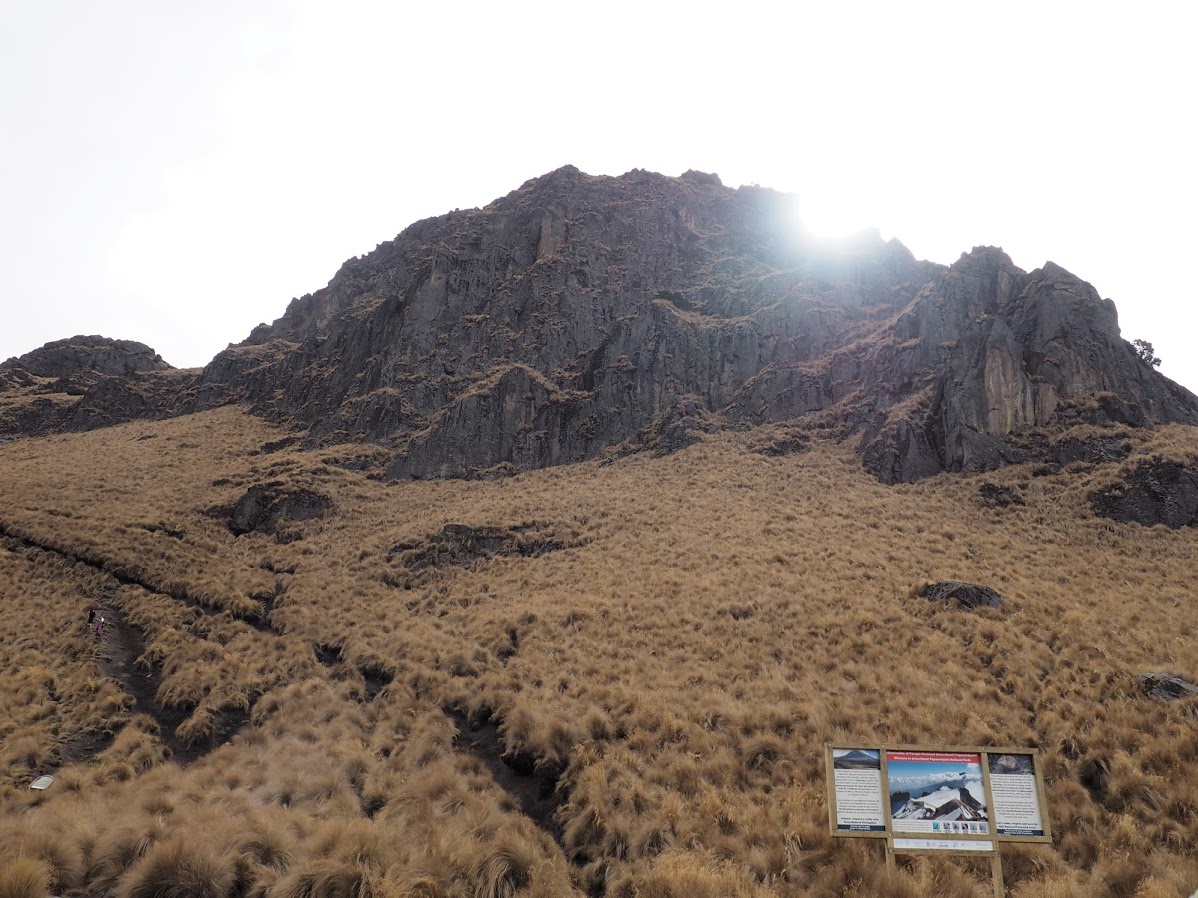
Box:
[825,743,1050,845]
[826,743,1051,898]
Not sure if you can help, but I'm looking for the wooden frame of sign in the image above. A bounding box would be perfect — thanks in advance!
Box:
[825,743,1052,898]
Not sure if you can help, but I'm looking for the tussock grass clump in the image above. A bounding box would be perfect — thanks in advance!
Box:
[113,837,235,898]
[0,857,51,898]
[271,859,377,898]
[609,848,771,898]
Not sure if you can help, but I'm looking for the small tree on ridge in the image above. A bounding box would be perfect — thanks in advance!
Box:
[1132,339,1161,367]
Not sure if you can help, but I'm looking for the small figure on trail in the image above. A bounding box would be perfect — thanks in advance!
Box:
[95,616,105,639]
[87,604,98,626]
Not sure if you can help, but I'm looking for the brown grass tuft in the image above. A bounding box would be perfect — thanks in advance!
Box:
[270,859,375,898]
[0,858,51,898]
[466,830,538,898]
[113,836,235,898]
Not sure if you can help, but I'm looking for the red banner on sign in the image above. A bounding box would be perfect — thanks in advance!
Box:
[886,751,980,764]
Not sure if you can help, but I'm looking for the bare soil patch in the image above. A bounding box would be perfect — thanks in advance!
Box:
[448,708,565,844]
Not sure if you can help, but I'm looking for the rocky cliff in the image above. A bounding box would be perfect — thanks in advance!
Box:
[6,168,1197,481]
[0,336,188,437]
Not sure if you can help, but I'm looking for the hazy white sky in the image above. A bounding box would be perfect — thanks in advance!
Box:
[3,2,1195,391]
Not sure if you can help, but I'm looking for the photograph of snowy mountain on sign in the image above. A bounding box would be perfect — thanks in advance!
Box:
[887,753,987,823]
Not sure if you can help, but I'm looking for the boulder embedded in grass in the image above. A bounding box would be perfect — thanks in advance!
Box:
[919,580,1003,610]
[1138,673,1198,701]
[228,482,331,536]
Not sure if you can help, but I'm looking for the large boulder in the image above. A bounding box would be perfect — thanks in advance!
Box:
[919,580,1004,610]
[1138,673,1198,701]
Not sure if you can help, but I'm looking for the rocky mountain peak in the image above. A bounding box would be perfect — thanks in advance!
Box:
[2,335,171,380]
[0,335,185,437]
[679,169,723,186]
[6,168,1197,483]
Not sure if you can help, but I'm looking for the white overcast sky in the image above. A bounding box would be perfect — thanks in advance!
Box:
[2,2,1195,391]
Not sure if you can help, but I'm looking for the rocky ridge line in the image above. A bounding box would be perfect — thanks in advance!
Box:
[5,167,1197,484]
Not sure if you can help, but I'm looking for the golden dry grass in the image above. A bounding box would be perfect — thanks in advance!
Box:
[1,406,1196,896]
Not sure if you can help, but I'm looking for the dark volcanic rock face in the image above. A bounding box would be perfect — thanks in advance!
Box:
[2,335,171,379]
[7,169,1198,482]
[191,167,943,476]
[857,252,1198,480]
[0,336,187,437]
[188,166,1196,482]
[228,482,332,538]
[1090,459,1198,528]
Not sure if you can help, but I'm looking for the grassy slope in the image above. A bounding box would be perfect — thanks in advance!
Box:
[0,407,1196,898]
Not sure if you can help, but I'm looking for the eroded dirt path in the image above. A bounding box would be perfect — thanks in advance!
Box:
[448,709,565,843]
[1,523,248,765]
[5,521,576,868]
[97,603,201,759]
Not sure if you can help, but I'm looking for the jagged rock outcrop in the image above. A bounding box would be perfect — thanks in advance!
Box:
[227,482,332,538]
[2,335,170,380]
[7,168,1198,482]
[0,336,188,437]
[196,166,931,470]
[858,250,1198,480]
[1090,459,1198,528]
[191,167,1195,482]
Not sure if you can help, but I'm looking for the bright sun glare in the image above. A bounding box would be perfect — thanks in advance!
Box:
[795,190,876,241]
